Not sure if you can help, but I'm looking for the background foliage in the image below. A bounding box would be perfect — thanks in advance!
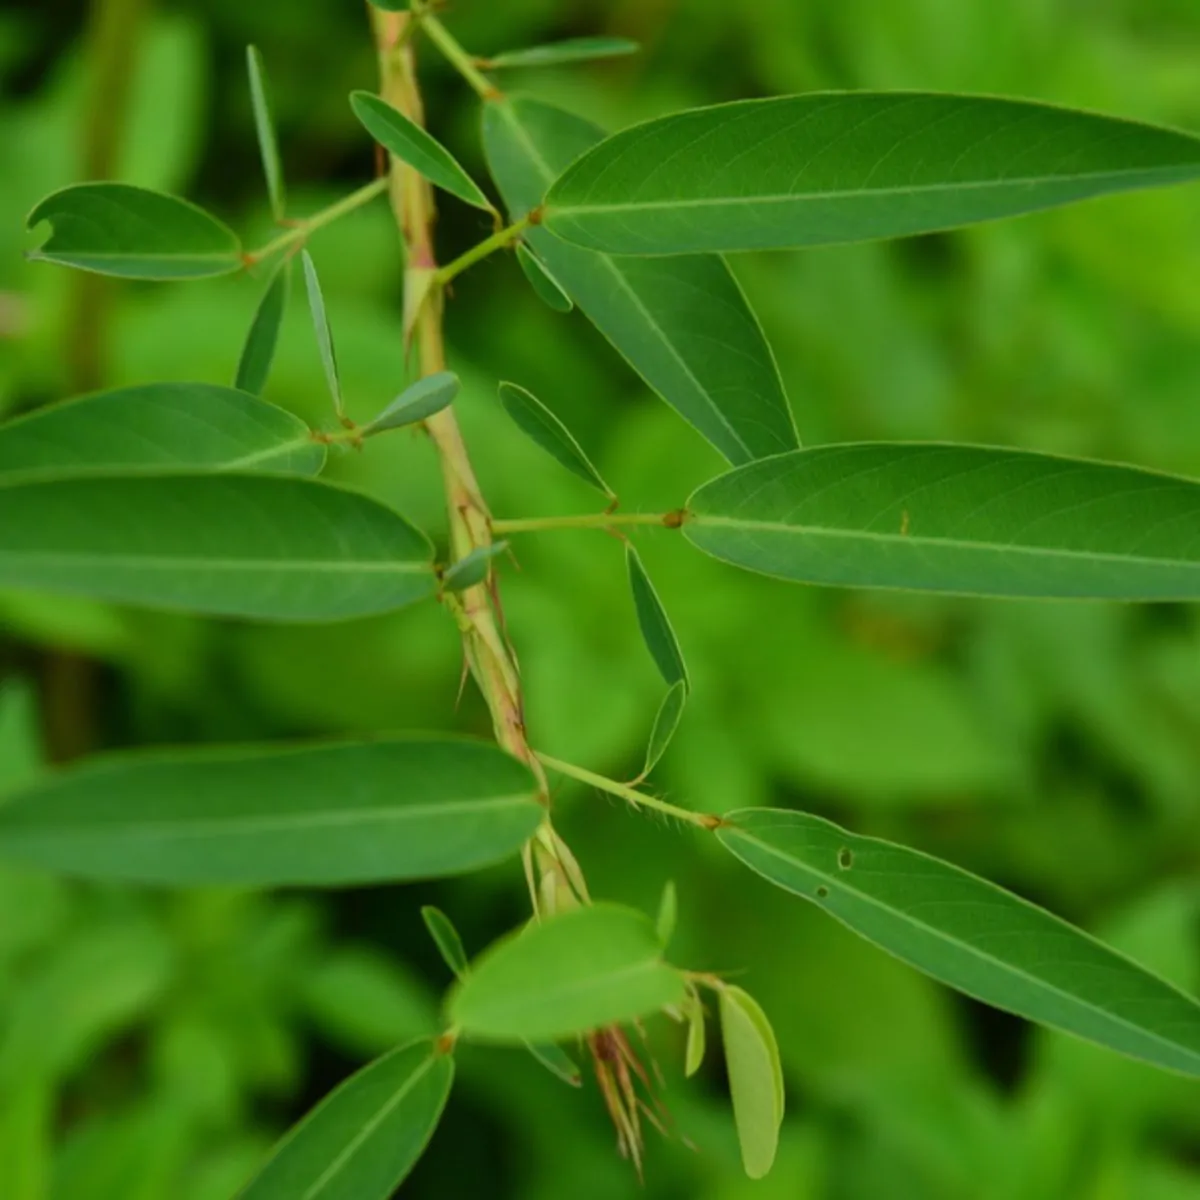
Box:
[2,0,1200,1195]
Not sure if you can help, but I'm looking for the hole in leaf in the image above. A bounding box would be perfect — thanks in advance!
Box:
[837,848,853,870]
[815,886,828,899]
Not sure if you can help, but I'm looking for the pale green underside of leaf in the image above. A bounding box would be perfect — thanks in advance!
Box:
[524,1040,582,1087]
[516,244,573,312]
[496,382,610,496]
[719,808,1200,1076]
[26,183,242,279]
[366,371,460,434]
[301,250,343,417]
[0,382,322,484]
[684,996,706,1077]
[685,443,1200,600]
[422,907,469,979]
[0,737,541,886]
[0,473,434,622]
[239,1039,453,1200]
[450,904,687,1042]
[643,680,687,778]
[484,37,640,70]
[543,92,1200,255]
[247,45,286,221]
[483,96,797,465]
[442,542,507,593]
[719,986,783,1179]
[236,261,290,395]
[350,91,492,212]
[627,544,689,688]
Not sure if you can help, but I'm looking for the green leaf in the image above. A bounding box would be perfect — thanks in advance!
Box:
[239,1039,453,1200]
[655,880,678,947]
[497,381,611,498]
[684,443,1200,600]
[718,808,1200,1077]
[449,904,686,1042]
[642,681,687,779]
[235,260,290,395]
[301,250,344,419]
[543,93,1200,256]
[524,1041,582,1088]
[0,382,322,483]
[246,46,285,220]
[0,473,434,621]
[365,371,459,435]
[422,908,469,980]
[441,542,508,594]
[0,736,541,886]
[627,544,688,689]
[483,37,640,70]
[26,183,242,279]
[350,91,493,212]
[719,985,784,1179]
[684,992,706,1078]
[483,97,797,465]
[516,244,573,312]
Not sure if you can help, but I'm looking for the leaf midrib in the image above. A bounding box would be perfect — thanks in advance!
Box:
[725,826,1200,1065]
[0,551,430,574]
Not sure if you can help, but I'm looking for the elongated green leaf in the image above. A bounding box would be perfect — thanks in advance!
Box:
[483,97,797,465]
[365,372,459,435]
[0,473,433,621]
[655,880,677,947]
[497,382,611,497]
[0,382,322,483]
[239,1039,453,1200]
[26,183,242,279]
[685,443,1200,600]
[0,736,540,886]
[483,37,640,70]
[627,545,688,688]
[543,93,1200,256]
[642,681,687,779]
[684,992,706,1077]
[516,244,573,312]
[450,904,686,1042]
[351,92,493,212]
[301,250,344,419]
[719,985,784,1179]
[719,808,1200,1076]
[422,908,468,979]
[246,46,285,220]
[442,542,508,594]
[525,1041,582,1087]
[236,260,289,395]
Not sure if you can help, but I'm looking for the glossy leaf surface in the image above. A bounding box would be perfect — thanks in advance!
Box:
[247,46,285,219]
[483,97,797,465]
[544,93,1200,255]
[719,985,784,1179]
[235,260,289,395]
[497,382,611,497]
[627,544,688,688]
[450,905,686,1042]
[0,737,541,886]
[719,808,1200,1076]
[239,1040,452,1200]
[351,91,492,211]
[365,371,459,435]
[0,382,322,482]
[685,444,1200,599]
[0,473,434,621]
[26,183,242,279]
[483,37,639,70]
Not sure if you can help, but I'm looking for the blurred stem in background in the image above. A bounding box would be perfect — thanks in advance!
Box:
[44,0,148,761]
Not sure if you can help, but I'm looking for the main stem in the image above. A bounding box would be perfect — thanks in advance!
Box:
[371,11,553,811]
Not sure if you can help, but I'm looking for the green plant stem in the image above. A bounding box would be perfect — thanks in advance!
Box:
[537,753,722,830]
[434,217,531,286]
[246,176,389,263]
[417,11,499,100]
[493,511,677,535]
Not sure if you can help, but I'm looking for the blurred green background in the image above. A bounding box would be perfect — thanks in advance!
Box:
[3,1,1200,1196]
